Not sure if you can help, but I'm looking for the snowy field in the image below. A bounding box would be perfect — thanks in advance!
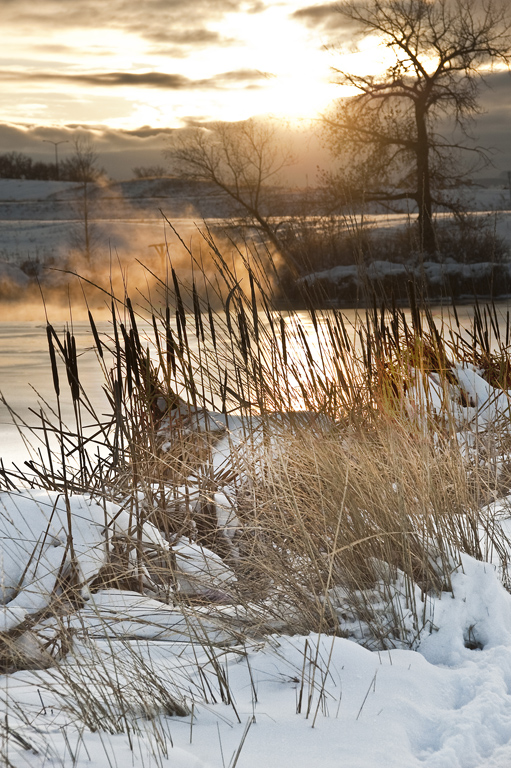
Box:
[7,554,511,768]
[3,180,511,767]
[0,177,510,268]
[4,443,511,767]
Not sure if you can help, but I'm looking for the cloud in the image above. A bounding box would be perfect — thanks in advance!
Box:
[292,3,341,27]
[31,43,77,55]
[479,69,511,98]
[3,0,245,42]
[0,68,274,91]
[0,121,176,178]
[291,2,362,44]
[144,28,229,46]
[1,89,510,184]
[2,0,253,78]
[214,69,275,83]
[123,126,177,138]
[0,117,324,183]
[292,3,346,29]
[0,121,169,147]
[29,71,194,89]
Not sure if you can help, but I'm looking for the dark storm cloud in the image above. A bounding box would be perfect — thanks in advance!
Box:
[470,70,511,162]
[124,126,176,138]
[0,119,173,155]
[479,69,511,97]
[1,68,273,90]
[0,123,34,151]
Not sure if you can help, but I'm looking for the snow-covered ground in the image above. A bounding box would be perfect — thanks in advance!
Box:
[0,178,510,275]
[5,539,511,767]
[0,217,193,268]
[2,356,511,766]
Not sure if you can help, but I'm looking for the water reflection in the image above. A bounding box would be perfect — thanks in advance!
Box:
[1,302,510,467]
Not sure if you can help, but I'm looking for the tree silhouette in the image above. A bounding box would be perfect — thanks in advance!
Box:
[64,138,104,262]
[323,0,511,253]
[165,119,300,274]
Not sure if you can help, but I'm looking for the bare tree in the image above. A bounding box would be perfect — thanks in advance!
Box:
[322,0,511,252]
[0,151,55,180]
[60,137,102,183]
[64,137,103,262]
[164,119,300,274]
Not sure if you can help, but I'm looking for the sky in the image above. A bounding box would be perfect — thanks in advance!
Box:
[0,0,510,181]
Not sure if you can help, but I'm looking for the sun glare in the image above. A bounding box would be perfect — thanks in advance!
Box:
[0,0,395,130]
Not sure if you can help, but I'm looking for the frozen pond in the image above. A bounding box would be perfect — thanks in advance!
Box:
[1,301,511,471]
[0,320,109,468]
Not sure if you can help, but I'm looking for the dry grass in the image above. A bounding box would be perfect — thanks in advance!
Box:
[2,230,511,653]
[3,228,511,764]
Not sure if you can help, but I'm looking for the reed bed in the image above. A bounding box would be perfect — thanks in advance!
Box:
[3,231,511,765]
[2,231,511,658]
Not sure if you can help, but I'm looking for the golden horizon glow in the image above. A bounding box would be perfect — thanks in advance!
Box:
[0,0,399,132]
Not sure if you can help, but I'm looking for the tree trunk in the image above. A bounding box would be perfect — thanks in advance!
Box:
[415,103,436,254]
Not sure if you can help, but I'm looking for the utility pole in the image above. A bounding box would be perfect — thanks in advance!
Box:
[43,139,69,180]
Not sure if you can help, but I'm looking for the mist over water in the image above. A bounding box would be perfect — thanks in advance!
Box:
[0,231,212,319]
[0,174,261,319]
[0,190,291,470]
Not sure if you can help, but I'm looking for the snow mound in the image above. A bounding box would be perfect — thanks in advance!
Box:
[0,179,76,201]
[174,538,236,600]
[0,490,107,631]
[61,589,235,643]
[420,553,511,666]
[406,361,511,433]
[0,489,237,635]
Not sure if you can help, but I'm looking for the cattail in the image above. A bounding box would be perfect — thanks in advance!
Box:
[88,309,103,358]
[46,324,60,398]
